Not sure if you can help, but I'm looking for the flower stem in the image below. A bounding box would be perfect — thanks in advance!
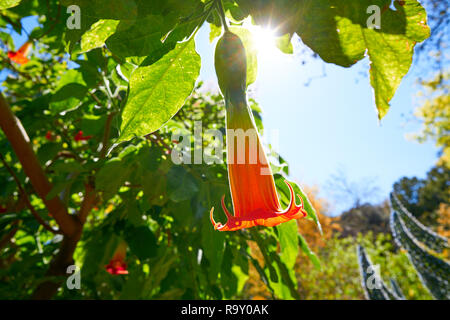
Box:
[216,0,229,32]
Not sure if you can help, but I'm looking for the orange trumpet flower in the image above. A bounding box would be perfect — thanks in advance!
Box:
[7,41,32,65]
[105,241,129,275]
[210,31,307,231]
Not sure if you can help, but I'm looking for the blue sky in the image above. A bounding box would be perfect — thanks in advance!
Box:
[4,17,439,216]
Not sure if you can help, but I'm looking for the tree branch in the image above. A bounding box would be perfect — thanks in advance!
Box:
[78,183,97,224]
[0,93,81,236]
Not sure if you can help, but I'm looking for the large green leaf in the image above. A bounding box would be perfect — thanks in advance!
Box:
[118,39,200,142]
[80,19,120,53]
[125,225,158,260]
[297,0,429,119]
[276,219,298,269]
[201,205,225,280]
[49,69,88,113]
[0,0,21,10]
[166,166,199,202]
[298,233,321,270]
[95,158,132,200]
[63,0,204,63]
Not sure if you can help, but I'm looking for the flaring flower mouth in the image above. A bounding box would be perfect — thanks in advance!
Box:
[105,260,128,275]
[210,180,307,231]
[105,240,128,275]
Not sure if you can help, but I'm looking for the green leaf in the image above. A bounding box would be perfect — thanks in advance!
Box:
[0,0,21,10]
[125,225,157,260]
[80,114,107,137]
[209,23,222,43]
[166,166,199,202]
[275,33,293,54]
[295,0,430,119]
[51,83,88,102]
[239,0,429,119]
[201,205,225,280]
[142,171,167,206]
[95,158,131,199]
[103,0,202,64]
[274,174,322,234]
[49,69,88,112]
[80,19,119,53]
[276,220,298,269]
[298,234,321,270]
[60,0,138,20]
[118,39,200,142]
[82,232,120,277]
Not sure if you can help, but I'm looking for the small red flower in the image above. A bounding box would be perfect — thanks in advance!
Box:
[0,205,7,214]
[8,41,32,65]
[45,131,53,141]
[74,130,92,142]
[105,241,128,275]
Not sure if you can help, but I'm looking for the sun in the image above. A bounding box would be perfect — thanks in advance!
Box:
[243,20,279,60]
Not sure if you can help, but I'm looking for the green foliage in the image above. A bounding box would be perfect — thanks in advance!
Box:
[0,49,313,299]
[297,232,430,300]
[0,0,436,301]
[357,245,402,300]
[119,39,200,142]
[413,73,450,167]
[393,164,450,225]
[338,203,390,238]
[0,0,428,141]
[0,0,21,10]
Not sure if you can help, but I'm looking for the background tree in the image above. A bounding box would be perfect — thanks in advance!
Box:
[393,164,450,226]
[325,167,381,210]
